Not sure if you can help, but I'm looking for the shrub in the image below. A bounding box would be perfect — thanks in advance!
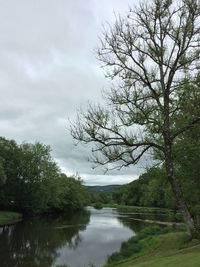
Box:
[93,202,103,209]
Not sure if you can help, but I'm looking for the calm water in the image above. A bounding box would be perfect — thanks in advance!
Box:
[0,207,147,267]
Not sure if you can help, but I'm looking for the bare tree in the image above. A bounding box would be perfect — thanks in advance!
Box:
[71,0,200,237]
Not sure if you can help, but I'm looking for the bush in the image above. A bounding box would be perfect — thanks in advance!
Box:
[93,202,103,209]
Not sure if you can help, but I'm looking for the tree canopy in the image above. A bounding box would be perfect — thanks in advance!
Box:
[0,137,88,214]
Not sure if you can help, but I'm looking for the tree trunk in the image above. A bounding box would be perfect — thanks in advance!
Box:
[165,144,196,238]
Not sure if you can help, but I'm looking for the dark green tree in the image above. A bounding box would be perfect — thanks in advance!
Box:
[0,137,21,206]
[52,174,89,211]
[71,0,200,237]
[113,167,175,209]
[17,142,60,213]
[174,122,200,226]
[0,159,6,187]
[0,137,89,214]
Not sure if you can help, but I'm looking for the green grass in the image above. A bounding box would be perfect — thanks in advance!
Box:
[104,232,200,267]
[0,211,22,226]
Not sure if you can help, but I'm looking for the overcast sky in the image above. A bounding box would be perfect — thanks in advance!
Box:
[0,0,149,186]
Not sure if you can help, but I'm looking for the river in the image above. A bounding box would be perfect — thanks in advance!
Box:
[0,207,148,267]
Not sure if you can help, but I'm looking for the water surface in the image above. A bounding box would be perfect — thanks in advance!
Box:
[0,207,146,267]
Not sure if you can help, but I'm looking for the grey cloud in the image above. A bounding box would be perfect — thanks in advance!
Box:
[0,0,143,185]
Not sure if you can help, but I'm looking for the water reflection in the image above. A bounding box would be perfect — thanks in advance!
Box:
[117,213,148,233]
[0,211,90,267]
[55,208,134,267]
[0,208,152,267]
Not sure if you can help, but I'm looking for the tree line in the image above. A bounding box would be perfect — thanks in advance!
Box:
[0,137,89,215]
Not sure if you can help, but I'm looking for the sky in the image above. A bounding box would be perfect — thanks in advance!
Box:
[0,0,148,186]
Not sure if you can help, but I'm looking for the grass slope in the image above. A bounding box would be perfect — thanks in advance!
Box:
[105,232,200,267]
[0,211,22,226]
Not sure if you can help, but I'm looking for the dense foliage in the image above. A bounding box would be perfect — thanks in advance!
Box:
[86,185,119,205]
[113,167,175,209]
[174,126,200,227]
[0,137,88,214]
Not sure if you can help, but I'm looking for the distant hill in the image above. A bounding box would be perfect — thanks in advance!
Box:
[85,185,121,193]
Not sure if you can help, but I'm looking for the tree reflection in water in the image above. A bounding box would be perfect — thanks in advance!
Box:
[0,210,90,267]
[116,210,178,233]
[117,213,148,234]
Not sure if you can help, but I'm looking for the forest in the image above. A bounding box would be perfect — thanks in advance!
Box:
[0,137,89,215]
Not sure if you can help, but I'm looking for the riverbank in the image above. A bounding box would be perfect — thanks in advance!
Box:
[0,211,22,226]
[103,204,182,222]
[104,204,176,214]
[104,230,200,267]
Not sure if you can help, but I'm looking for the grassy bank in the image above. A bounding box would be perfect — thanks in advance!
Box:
[0,211,22,226]
[104,228,200,267]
